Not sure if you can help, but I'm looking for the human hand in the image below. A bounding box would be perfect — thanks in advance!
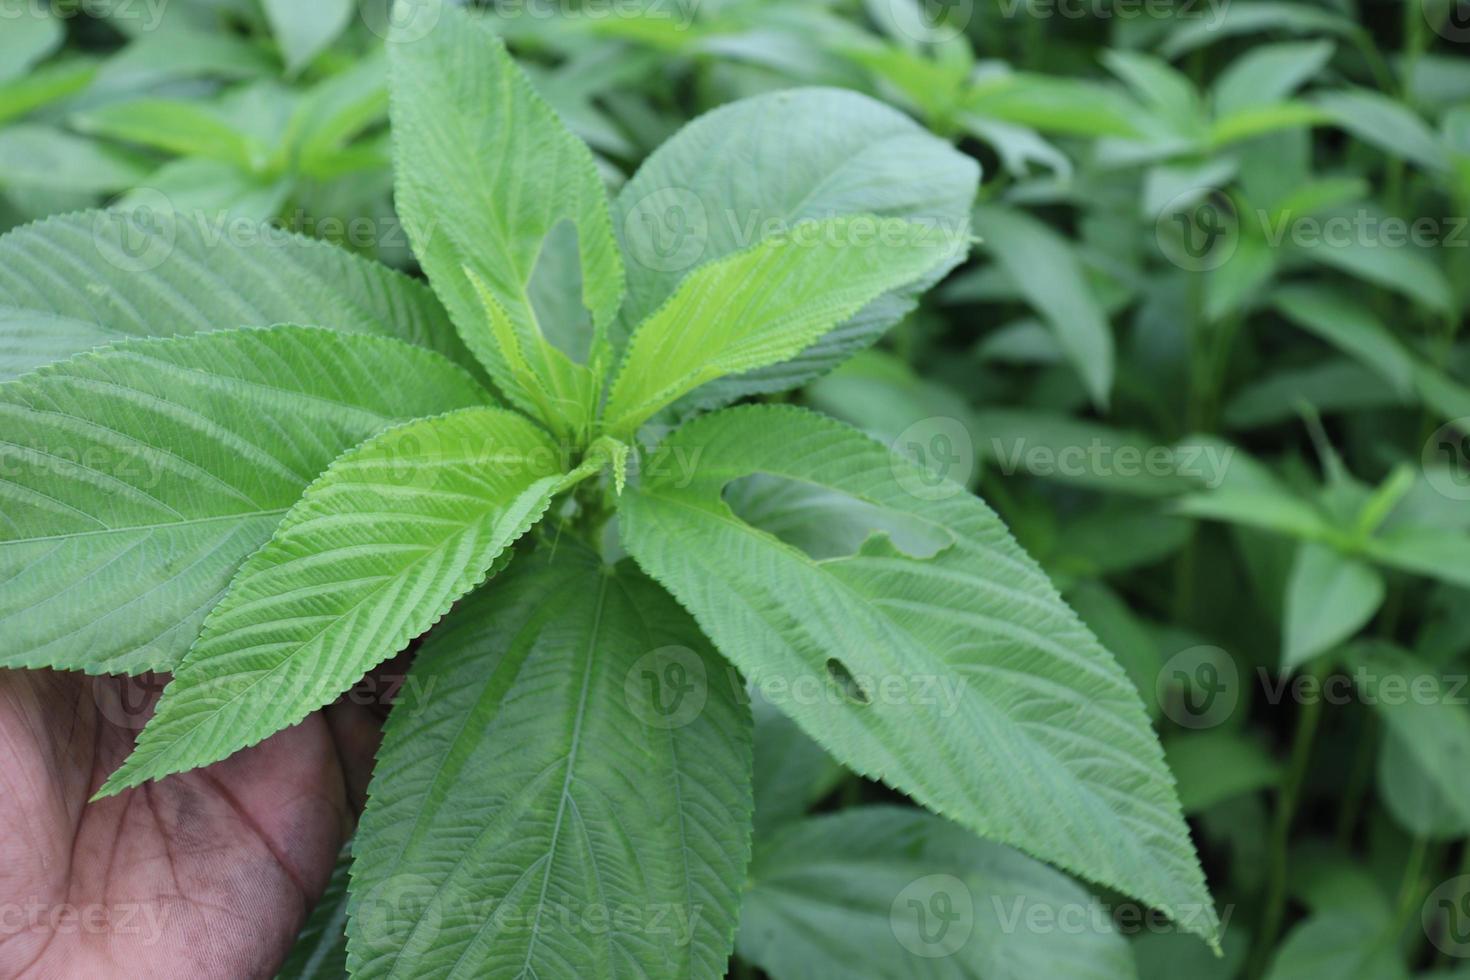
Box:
[0,669,381,980]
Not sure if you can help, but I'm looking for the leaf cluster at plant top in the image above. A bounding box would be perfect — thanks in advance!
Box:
[3,0,1470,977]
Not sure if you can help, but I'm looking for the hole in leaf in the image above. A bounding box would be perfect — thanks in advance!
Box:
[723,473,952,562]
[825,658,872,705]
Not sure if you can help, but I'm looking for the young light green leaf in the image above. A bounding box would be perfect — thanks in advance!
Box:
[97,407,578,797]
[0,326,488,675]
[347,547,752,980]
[971,206,1114,408]
[0,58,96,126]
[602,215,959,437]
[388,0,623,433]
[738,807,1140,980]
[612,87,977,410]
[0,210,475,380]
[1282,542,1384,669]
[72,98,267,169]
[262,0,352,76]
[621,405,1219,945]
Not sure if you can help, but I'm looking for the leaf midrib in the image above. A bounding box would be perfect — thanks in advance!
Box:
[513,572,610,979]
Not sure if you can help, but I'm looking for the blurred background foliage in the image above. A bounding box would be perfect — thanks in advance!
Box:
[6,0,1470,976]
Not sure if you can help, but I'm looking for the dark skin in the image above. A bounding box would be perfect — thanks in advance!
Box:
[0,669,385,980]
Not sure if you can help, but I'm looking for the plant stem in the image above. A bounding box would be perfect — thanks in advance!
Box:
[1246,661,1328,980]
[1334,713,1378,847]
[1394,835,1429,934]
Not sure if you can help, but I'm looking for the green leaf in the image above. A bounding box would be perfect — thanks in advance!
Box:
[1365,529,1470,590]
[612,87,977,410]
[1282,542,1384,669]
[1173,438,1334,540]
[388,0,623,437]
[0,58,96,126]
[0,326,488,675]
[286,52,389,173]
[1164,730,1281,814]
[621,405,1219,945]
[1262,911,1406,980]
[971,206,1113,408]
[1101,50,1205,139]
[98,407,578,797]
[1065,580,1161,712]
[1377,729,1470,840]
[738,807,1139,980]
[262,0,353,76]
[1134,929,1250,980]
[1159,2,1361,59]
[0,0,63,84]
[1211,40,1335,117]
[73,98,267,169]
[0,125,150,193]
[0,210,474,380]
[92,26,273,90]
[602,215,957,437]
[1313,89,1452,172]
[1349,643,1470,830]
[973,410,1200,497]
[278,847,352,979]
[1270,285,1416,396]
[107,157,293,225]
[963,73,1144,139]
[752,690,845,835]
[1208,101,1330,147]
[346,547,752,980]
[1294,222,1455,315]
